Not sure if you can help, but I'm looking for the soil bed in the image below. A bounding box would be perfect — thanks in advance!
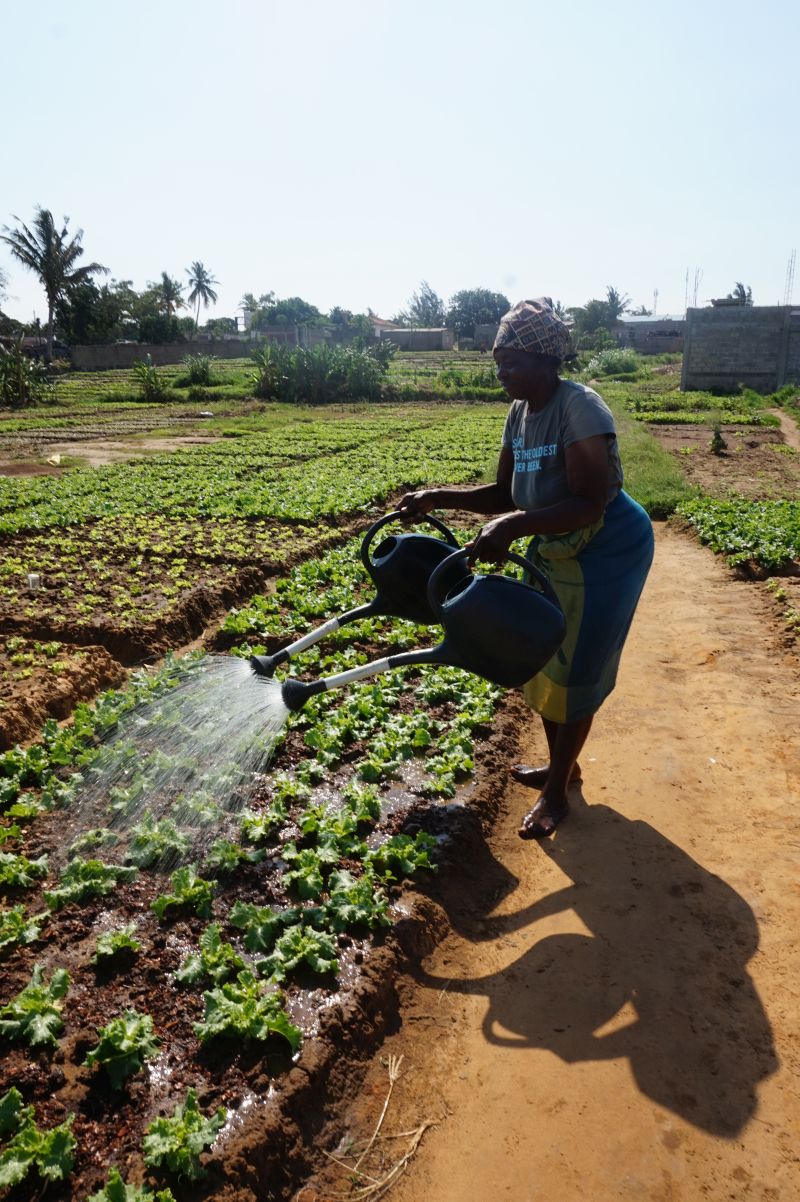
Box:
[648,421,800,498]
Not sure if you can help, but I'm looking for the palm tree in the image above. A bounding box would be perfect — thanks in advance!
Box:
[186,261,219,333]
[0,207,108,361]
[605,286,631,324]
[728,282,753,306]
[157,272,185,318]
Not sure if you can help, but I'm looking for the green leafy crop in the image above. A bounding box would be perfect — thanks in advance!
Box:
[125,814,190,869]
[193,970,301,1051]
[88,1167,177,1202]
[0,904,47,956]
[364,832,438,881]
[256,923,339,982]
[83,1009,160,1089]
[0,964,69,1048]
[0,851,48,891]
[0,1088,75,1188]
[325,868,391,931]
[151,865,215,921]
[44,857,138,910]
[142,1087,225,1181]
[175,923,246,986]
[92,924,142,965]
[202,838,264,875]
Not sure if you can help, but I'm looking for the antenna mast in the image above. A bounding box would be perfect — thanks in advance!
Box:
[784,249,796,306]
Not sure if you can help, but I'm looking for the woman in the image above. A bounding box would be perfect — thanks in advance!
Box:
[398,298,654,839]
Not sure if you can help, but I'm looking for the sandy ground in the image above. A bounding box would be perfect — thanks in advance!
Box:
[306,524,800,1202]
[0,435,221,475]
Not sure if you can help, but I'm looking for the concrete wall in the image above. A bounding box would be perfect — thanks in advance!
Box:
[71,326,331,371]
[379,328,455,351]
[72,340,252,371]
[617,318,685,354]
[681,306,800,393]
[473,323,499,349]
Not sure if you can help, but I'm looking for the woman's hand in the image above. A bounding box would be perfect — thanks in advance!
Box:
[397,489,439,522]
[466,515,517,565]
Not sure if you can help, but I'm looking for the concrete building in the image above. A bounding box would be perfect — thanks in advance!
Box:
[616,314,685,354]
[378,327,455,351]
[681,305,800,393]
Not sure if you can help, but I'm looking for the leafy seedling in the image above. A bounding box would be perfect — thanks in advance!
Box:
[83,1010,160,1089]
[325,868,392,932]
[364,832,438,882]
[175,923,246,986]
[0,964,69,1048]
[92,924,142,966]
[125,814,190,869]
[0,851,48,891]
[256,923,339,982]
[151,865,215,921]
[0,905,47,955]
[194,970,301,1051]
[44,858,137,910]
[142,1088,225,1181]
[0,1088,75,1188]
[202,838,264,876]
[88,1167,177,1202]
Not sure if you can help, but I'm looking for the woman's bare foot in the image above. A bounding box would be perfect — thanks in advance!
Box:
[511,763,582,790]
[518,794,570,839]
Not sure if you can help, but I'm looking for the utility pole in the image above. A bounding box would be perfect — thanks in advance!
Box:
[653,288,658,316]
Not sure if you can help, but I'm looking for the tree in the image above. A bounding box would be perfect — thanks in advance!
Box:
[56,279,129,345]
[604,285,631,323]
[250,296,322,329]
[395,281,446,328]
[0,207,108,361]
[727,282,753,306]
[445,288,510,338]
[0,266,7,302]
[630,304,653,316]
[240,290,275,313]
[155,272,185,318]
[186,261,219,333]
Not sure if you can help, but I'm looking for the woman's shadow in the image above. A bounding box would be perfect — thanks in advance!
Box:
[420,788,778,1137]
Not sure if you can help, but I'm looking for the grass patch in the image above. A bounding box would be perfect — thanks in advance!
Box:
[605,394,693,518]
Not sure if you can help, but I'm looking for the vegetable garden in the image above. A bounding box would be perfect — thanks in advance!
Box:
[0,358,798,1199]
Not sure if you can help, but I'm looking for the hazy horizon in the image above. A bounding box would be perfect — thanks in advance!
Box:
[2,0,798,327]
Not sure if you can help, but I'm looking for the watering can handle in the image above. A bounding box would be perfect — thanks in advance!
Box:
[360,509,459,572]
[426,548,560,623]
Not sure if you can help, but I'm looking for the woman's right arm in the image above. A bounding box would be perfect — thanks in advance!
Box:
[397,447,515,518]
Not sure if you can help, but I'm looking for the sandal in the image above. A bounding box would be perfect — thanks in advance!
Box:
[511,764,582,790]
[518,797,569,840]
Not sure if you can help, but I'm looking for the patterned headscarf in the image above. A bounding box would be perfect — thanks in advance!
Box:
[493,298,572,362]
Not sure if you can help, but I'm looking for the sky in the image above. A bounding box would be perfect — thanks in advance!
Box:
[1,0,798,326]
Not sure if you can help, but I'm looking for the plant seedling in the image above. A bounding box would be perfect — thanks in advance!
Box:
[0,964,69,1048]
[88,1167,177,1202]
[0,1087,75,1188]
[151,865,215,921]
[175,923,246,986]
[83,1009,160,1089]
[142,1088,225,1181]
[193,970,301,1051]
[92,924,142,966]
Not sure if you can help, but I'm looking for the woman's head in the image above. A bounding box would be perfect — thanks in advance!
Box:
[493,297,572,402]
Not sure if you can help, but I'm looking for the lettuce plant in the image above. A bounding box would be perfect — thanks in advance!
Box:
[83,1009,160,1089]
[175,923,246,986]
[256,924,339,982]
[92,924,142,966]
[44,858,137,910]
[88,1167,176,1202]
[194,970,301,1051]
[0,964,69,1048]
[0,852,48,891]
[142,1088,225,1181]
[0,905,47,955]
[0,1087,75,1188]
[151,865,215,921]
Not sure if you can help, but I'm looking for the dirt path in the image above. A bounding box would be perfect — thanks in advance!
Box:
[767,407,800,451]
[305,524,800,1202]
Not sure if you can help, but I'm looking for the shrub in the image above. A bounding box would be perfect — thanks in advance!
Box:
[178,354,216,386]
[0,340,53,408]
[585,347,641,377]
[251,343,386,404]
[131,355,169,401]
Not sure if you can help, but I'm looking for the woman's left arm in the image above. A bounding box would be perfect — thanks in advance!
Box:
[468,434,611,562]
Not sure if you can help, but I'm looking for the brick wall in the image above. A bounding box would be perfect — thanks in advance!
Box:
[681,306,800,393]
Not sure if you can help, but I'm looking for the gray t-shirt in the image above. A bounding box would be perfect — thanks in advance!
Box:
[500,379,623,511]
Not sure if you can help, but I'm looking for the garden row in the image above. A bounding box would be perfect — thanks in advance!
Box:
[0,527,503,1199]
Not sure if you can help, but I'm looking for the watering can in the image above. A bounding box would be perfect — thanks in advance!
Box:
[250,511,460,678]
[267,547,567,712]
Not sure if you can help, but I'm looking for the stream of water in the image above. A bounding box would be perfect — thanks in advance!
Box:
[58,655,290,868]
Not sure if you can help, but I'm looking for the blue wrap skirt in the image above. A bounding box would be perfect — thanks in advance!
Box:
[523,490,654,723]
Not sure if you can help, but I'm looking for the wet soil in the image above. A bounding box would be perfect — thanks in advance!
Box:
[300,524,800,1202]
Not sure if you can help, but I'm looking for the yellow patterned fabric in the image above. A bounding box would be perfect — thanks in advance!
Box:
[493,297,572,361]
